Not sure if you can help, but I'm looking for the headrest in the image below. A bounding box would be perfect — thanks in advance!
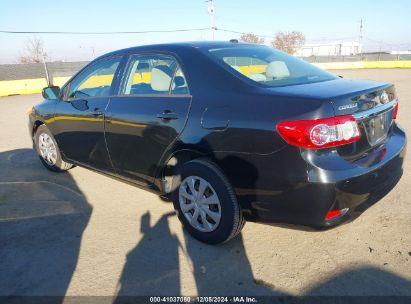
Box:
[151,65,173,91]
[266,61,290,79]
[247,74,267,82]
[137,62,150,72]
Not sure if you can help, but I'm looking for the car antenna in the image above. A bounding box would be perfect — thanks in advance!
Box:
[229,39,239,43]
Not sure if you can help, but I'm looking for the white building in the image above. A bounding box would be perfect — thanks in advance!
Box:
[390,50,411,55]
[296,41,361,57]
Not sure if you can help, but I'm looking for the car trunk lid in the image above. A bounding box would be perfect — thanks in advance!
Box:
[267,78,397,159]
[330,82,397,159]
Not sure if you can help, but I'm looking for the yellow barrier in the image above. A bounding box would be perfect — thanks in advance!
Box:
[133,72,151,84]
[363,60,411,69]
[239,65,267,75]
[0,73,153,97]
[1,61,411,97]
[53,76,71,87]
[0,77,71,97]
[313,60,411,70]
[0,78,48,96]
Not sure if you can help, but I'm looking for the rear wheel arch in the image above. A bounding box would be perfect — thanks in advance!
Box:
[159,148,249,195]
[159,148,230,195]
[160,149,206,193]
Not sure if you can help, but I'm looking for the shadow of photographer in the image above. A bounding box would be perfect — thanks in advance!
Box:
[0,148,92,301]
[115,211,181,297]
[2,148,410,303]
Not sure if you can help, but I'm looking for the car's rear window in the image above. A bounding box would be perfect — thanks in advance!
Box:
[208,45,337,87]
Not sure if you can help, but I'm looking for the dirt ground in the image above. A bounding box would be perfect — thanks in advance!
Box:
[0,69,410,299]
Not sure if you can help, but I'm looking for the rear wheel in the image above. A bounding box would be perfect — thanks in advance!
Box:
[172,159,245,244]
[34,124,73,172]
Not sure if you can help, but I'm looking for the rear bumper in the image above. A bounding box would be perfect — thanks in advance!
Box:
[240,123,406,228]
[328,143,404,227]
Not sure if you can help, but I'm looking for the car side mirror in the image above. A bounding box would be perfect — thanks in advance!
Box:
[42,86,61,100]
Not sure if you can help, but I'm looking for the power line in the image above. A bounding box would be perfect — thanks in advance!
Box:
[0,27,274,38]
[0,28,209,35]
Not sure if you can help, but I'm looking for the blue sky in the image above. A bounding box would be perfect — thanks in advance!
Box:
[1,0,410,63]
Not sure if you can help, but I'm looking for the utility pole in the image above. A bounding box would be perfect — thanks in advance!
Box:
[358,18,364,54]
[42,53,51,86]
[206,0,215,40]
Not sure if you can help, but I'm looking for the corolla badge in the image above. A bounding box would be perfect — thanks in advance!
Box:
[338,103,358,111]
[380,91,389,104]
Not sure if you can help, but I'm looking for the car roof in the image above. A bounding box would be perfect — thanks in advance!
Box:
[102,41,259,57]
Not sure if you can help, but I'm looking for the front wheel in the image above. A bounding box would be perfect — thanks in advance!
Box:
[34,124,74,172]
[172,159,245,244]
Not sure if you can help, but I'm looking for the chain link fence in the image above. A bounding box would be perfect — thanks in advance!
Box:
[304,54,411,63]
[1,54,411,83]
[0,61,88,82]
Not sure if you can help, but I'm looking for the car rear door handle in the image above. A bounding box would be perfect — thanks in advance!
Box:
[92,108,103,117]
[157,111,178,120]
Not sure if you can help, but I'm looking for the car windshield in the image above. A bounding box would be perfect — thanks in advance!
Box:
[208,45,337,87]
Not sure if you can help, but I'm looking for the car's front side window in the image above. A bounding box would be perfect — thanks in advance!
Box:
[121,54,189,95]
[67,56,122,100]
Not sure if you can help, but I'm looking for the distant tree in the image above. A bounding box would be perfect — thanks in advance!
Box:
[240,33,265,44]
[19,37,47,64]
[271,31,305,54]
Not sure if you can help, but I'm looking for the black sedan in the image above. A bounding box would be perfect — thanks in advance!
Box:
[28,41,406,244]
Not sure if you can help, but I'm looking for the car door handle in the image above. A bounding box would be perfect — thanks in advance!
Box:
[92,109,103,117]
[157,111,178,120]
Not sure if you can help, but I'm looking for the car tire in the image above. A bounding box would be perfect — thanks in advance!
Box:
[172,158,245,244]
[34,124,74,172]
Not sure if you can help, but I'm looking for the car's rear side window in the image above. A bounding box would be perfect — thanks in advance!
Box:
[120,54,189,95]
[208,45,337,87]
[171,67,189,95]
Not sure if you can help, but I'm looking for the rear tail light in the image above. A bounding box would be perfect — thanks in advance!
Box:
[276,115,361,149]
[325,208,349,220]
[393,102,399,120]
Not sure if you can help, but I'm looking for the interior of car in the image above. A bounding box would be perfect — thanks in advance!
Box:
[125,58,189,95]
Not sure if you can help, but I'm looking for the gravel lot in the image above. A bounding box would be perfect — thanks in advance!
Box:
[0,69,410,299]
